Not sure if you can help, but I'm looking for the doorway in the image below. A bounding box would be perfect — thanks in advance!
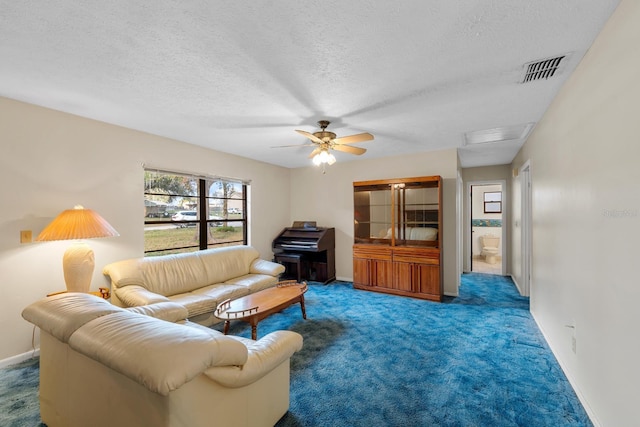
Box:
[468,181,506,275]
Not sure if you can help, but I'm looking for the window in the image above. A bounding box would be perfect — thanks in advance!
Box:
[144,169,248,256]
[483,191,502,213]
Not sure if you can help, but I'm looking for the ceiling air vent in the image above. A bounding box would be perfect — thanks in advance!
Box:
[522,56,565,83]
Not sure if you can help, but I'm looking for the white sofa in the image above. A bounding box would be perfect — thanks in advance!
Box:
[103,245,285,326]
[22,292,303,427]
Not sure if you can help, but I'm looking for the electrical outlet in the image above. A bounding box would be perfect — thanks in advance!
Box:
[571,336,576,354]
[20,230,32,243]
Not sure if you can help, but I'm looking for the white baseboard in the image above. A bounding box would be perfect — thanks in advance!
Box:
[0,348,40,369]
[531,313,601,427]
[510,274,525,295]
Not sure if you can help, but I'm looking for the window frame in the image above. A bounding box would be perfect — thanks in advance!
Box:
[144,169,248,256]
[483,191,502,213]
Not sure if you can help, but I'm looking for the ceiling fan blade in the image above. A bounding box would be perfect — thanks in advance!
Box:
[271,143,315,148]
[333,145,366,155]
[308,147,322,158]
[296,130,325,145]
[332,132,374,145]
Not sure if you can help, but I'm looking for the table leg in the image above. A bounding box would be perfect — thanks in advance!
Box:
[223,320,230,335]
[300,295,307,319]
[251,324,257,340]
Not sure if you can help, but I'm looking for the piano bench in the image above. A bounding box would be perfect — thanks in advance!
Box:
[275,253,303,283]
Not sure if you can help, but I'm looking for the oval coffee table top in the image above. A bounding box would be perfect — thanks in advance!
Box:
[215,281,308,320]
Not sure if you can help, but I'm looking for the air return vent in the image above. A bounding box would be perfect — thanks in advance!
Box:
[522,56,565,83]
[464,123,535,146]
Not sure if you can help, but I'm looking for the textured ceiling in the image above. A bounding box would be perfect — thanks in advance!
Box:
[0,1,620,168]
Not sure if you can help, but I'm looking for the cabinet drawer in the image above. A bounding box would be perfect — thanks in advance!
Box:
[353,245,392,261]
[392,247,440,264]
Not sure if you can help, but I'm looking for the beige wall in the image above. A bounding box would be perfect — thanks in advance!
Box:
[510,1,639,425]
[0,97,291,363]
[289,148,460,296]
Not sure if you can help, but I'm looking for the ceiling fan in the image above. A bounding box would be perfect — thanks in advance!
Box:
[275,120,374,166]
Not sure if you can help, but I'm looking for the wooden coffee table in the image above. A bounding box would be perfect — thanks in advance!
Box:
[215,280,308,340]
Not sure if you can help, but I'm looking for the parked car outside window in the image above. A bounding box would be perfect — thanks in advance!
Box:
[171,211,225,227]
[209,215,224,227]
[172,211,197,227]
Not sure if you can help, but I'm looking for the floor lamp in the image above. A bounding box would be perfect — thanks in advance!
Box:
[36,205,119,293]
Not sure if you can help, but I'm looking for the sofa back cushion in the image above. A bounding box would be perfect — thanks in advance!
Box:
[22,293,122,342]
[68,310,248,395]
[103,245,260,297]
[198,246,259,285]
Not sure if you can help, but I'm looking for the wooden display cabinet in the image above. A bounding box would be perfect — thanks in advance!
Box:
[353,176,442,301]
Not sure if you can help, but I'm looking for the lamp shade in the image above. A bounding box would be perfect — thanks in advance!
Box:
[36,205,119,241]
[36,206,118,293]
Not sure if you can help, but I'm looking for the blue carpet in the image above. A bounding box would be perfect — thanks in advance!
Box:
[0,274,591,426]
[0,358,43,427]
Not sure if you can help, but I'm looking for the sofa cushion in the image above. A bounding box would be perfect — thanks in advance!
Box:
[168,283,249,318]
[191,283,249,303]
[224,273,279,293]
[68,311,249,396]
[21,293,122,343]
[198,246,260,285]
[125,302,189,322]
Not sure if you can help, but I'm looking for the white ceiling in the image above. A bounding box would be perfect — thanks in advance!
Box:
[0,1,620,169]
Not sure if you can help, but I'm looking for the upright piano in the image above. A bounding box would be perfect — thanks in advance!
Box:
[272,224,335,284]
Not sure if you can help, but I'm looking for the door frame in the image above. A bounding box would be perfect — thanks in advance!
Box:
[465,180,507,275]
[520,161,532,296]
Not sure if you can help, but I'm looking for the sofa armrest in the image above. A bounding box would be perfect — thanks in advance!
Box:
[125,302,188,322]
[115,285,170,307]
[204,330,303,388]
[250,259,285,277]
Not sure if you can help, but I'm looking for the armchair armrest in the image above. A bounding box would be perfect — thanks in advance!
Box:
[204,330,303,388]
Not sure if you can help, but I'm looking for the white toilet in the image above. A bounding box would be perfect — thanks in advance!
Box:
[481,235,500,264]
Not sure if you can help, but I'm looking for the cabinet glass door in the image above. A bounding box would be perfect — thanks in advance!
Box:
[394,181,440,247]
[354,184,392,244]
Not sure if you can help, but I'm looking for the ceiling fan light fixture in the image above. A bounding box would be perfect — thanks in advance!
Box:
[312,148,337,166]
[293,120,374,169]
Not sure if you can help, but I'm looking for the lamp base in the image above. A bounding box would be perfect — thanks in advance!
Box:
[62,242,95,293]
